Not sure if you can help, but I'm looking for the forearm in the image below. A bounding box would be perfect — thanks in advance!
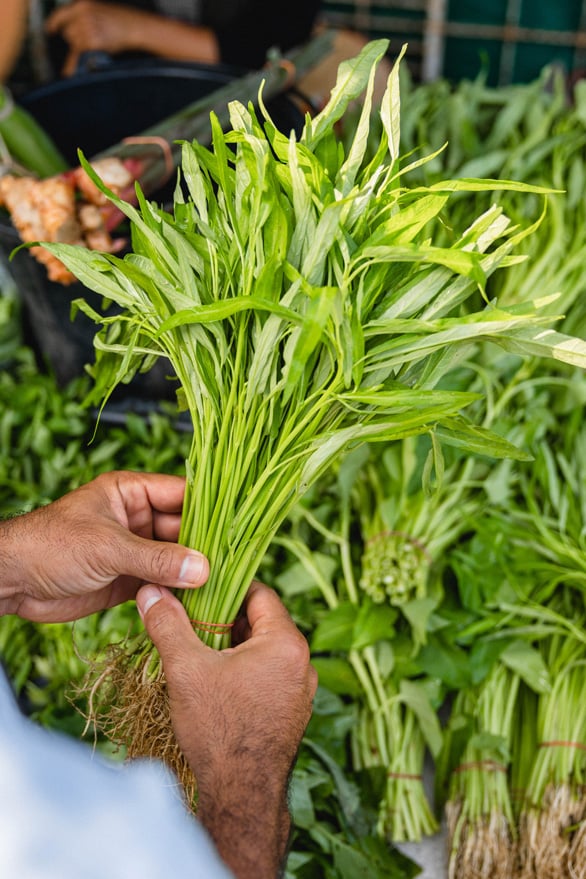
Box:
[0,0,28,82]
[122,13,220,65]
[141,583,317,878]
[0,512,36,614]
[197,779,291,879]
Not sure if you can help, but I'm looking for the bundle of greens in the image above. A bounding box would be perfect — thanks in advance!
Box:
[274,440,450,843]
[517,634,586,879]
[42,40,586,800]
[348,439,484,843]
[441,665,522,879]
[496,419,586,878]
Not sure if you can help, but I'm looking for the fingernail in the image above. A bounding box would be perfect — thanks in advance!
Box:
[137,585,163,620]
[179,552,208,585]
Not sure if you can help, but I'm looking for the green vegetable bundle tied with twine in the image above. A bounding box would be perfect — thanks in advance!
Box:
[44,41,586,802]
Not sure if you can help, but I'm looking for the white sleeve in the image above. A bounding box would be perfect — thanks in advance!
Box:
[0,670,234,879]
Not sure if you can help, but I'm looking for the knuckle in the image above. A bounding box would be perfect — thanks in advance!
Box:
[279,630,312,672]
[308,663,319,697]
[145,602,172,637]
[148,544,178,580]
[145,598,179,638]
[145,606,185,664]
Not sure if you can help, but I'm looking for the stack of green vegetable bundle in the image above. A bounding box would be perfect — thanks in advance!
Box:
[388,61,586,878]
[436,375,586,879]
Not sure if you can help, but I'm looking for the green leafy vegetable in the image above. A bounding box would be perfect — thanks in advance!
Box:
[43,42,586,649]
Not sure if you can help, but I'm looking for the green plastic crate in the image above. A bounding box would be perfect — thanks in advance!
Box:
[319,0,586,84]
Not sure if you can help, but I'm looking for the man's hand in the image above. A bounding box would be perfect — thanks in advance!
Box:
[46,1,153,75]
[137,580,318,879]
[45,0,220,76]
[0,471,208,622]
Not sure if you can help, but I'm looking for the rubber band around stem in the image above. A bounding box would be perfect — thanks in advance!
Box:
[272,59,297,89]
[387,772,424,781]
[452,760,507,774]
[538,740,586,751]
[366,529,432,563]
[122,136,174,178]
[189,619,235,635]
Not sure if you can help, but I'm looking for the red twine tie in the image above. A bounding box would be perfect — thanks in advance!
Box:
[538,740,586,751]
[453,760,507,774]
[387,772,424,781]
[122,136,174,178]
[189,619,235,635]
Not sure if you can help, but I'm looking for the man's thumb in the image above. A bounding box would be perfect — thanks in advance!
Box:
[118,534,209,590]
[136,585,197,659]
